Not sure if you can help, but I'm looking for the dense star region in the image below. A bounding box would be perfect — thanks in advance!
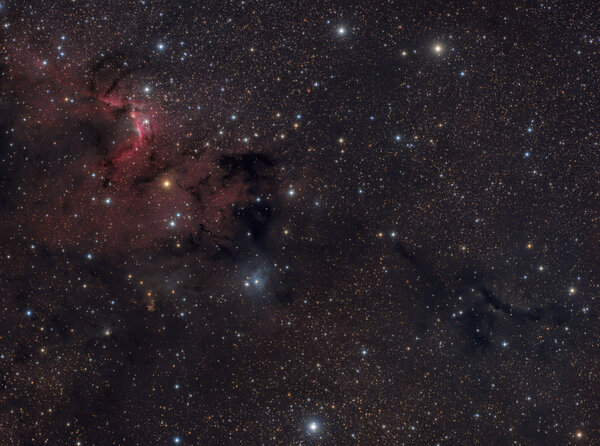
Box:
[1,1,599,445]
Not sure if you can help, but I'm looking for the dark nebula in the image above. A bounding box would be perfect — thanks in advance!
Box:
[1,1,599,445]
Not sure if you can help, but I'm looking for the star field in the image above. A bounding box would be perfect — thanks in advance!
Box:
[1,1,600,445]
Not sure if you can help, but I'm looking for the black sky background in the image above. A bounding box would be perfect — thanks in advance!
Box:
[1,1,600,445]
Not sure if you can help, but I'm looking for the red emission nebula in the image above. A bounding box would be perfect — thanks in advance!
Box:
[5,49,268,254]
